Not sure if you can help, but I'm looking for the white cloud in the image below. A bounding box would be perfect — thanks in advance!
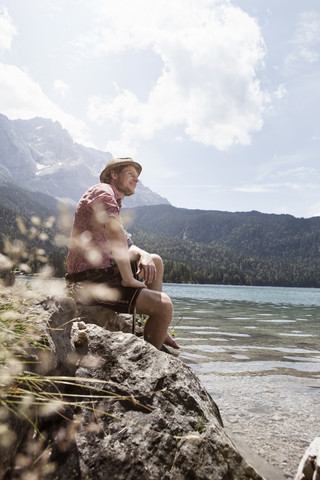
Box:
[290,11,320,64]
[0,63,92,146]
[235,182,300,193]
[0,6,17,52]
[235,185,271,193]
[274,84,287,100]
[256,152,315,183]
[275,166,317,180]
[53,79,70,97]
[85,0,268,153]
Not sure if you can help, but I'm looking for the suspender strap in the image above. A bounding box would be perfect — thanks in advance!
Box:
[132,306,136,334]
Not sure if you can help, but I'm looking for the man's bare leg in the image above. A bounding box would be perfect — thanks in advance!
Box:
[144,254,180,349]
[129,250,180,349]
[135,288,172,350]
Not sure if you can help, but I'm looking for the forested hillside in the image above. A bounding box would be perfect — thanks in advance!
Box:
[123,205,320,287]
[0,183,70,277]
[1,184,320,287]
[123,205,320,260]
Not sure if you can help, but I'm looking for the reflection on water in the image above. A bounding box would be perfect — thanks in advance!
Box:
[164,284,320,378]
[164,283,320,306]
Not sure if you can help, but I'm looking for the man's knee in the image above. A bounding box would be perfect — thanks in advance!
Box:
[151,253,163,272]
[161,292,173,316]
[151,291,172,316]
[136,290,172,319]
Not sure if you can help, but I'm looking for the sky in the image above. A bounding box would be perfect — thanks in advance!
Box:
[0,0,320,218]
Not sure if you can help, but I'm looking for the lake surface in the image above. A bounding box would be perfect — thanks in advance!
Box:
[163,284,320,479]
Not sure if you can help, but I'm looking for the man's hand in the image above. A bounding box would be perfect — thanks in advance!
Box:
[121,277,146,289]
[137,252,157,285]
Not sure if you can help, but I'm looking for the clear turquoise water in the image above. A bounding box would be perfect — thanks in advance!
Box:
[163,284,320,377]
[163,284,320,479]
[164,283,320,306]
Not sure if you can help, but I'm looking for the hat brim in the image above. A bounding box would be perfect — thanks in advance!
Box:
[100,160,142,183]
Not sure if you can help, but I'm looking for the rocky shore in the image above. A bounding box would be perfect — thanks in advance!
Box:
[196,373,320,479]
[0,283,319,479]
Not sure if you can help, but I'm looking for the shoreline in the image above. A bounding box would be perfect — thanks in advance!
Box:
[167,283,320,478]
[195,372,320,479]
[228,431,286,480]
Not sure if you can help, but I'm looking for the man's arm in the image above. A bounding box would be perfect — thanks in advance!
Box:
[105,217,145,289]
[128,244,157,285]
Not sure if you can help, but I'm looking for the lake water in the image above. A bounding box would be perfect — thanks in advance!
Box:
[163,284,320,479]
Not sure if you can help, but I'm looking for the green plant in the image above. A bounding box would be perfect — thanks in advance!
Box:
[196,412,207,434]
[136,313,148,327]
[169,315,183,339]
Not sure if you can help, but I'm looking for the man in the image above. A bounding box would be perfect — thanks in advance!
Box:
[66,157,179,351]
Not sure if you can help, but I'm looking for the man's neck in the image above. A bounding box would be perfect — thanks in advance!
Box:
[109,183,124,202]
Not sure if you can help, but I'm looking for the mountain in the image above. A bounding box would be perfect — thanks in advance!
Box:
[123,205,320,260]
[122,205,320,286]
[0,114,170,207]
[0,181,68,277]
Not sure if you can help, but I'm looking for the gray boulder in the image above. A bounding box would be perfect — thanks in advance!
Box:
[2,296,264,479]
[47,299,263,480]
[294,437,320,480]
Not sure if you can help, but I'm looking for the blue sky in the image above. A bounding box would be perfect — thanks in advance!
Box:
[1,0,320,217]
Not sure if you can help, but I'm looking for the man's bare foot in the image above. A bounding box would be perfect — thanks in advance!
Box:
[164,333,180,349]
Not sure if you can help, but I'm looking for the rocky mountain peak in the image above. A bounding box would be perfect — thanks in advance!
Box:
[14,117,75,166]
[0,114,170,207]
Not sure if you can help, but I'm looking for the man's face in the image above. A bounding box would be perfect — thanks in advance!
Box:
[111,165,139,197]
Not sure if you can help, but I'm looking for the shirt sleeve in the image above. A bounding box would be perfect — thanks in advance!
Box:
[87,186,120,218]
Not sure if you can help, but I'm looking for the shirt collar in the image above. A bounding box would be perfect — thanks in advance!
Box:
[109,184,122,207]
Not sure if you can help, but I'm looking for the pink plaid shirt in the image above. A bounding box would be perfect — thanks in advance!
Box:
[66,183,133,274]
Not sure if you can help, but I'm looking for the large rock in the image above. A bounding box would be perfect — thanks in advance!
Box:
[295,437,320,480]
[2,296,264,479]
[45,300,263,480]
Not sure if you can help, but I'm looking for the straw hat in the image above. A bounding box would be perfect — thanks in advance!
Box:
[100,157,142,183]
